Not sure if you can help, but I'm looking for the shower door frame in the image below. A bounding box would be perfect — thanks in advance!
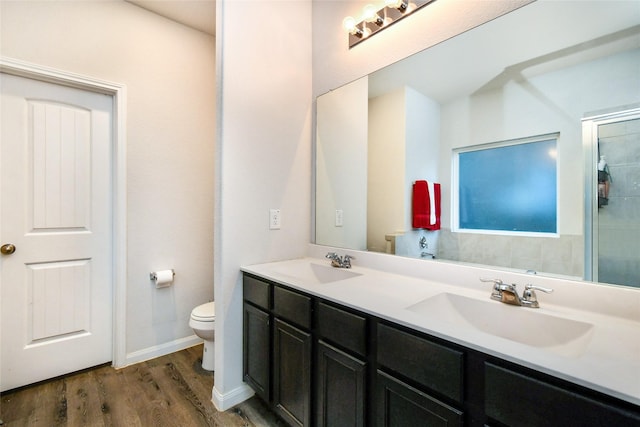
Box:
[583,107,640,283]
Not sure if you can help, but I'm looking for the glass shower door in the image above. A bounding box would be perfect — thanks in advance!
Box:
[585,109,640,288]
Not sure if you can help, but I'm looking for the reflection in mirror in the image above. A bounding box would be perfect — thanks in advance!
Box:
[315,1,640,288]
[584,110,640,288]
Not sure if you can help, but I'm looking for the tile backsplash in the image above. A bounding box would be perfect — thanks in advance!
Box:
[437,228,583,278]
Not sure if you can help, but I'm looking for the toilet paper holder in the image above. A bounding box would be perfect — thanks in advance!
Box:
[149,269,175,281]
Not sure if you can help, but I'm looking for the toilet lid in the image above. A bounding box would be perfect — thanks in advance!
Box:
[191,302,215,321]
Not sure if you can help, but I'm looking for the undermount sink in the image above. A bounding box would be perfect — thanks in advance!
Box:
[270,262,362,285]
[406,293,594,358]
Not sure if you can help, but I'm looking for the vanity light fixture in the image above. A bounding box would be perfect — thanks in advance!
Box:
[343,0,436,48]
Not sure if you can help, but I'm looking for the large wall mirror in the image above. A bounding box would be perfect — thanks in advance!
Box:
[315,1,640,288]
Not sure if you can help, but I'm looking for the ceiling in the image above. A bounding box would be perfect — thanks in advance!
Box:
[125,0,216,36]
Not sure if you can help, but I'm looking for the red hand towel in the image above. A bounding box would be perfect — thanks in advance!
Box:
[412,181,441,230]
[412,180,429,228]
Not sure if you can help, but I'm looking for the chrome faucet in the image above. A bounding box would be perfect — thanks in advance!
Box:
[325,252,355,268]
[419,236,435,259]
[480,278,553,308]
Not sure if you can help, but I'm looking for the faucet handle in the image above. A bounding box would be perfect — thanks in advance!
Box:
[522,284,553,308]
[480,278,506,290]
[342,254,355,268]
[480,278,503,285]
[481,278,508,301]
[525,284,553,293]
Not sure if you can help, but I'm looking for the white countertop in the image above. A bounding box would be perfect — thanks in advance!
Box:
[241,256,640,406]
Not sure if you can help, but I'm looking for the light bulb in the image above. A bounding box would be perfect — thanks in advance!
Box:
[363,4,377,21]
[363,4,384,25]
[342,16,363,37]
[342,16,357,32]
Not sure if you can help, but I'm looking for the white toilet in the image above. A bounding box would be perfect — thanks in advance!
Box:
[189,302,215,371]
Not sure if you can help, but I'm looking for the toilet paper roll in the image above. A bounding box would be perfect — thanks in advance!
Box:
[152,269,174,288]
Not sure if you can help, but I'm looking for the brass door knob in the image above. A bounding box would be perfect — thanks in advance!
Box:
[1,243,16,255]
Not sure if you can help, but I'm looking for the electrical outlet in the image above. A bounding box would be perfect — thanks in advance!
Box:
[269,209,281,230]
[335,209,343,227]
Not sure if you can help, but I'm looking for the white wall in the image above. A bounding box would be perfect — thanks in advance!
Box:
[368,88,405,252]
[398,87,441,258]
[367,86,440,255]
[317,77,368,250]
[214,0,312,410]
[1,1,216,361]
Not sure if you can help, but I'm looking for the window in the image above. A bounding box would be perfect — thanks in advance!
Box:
[454,135,558,234]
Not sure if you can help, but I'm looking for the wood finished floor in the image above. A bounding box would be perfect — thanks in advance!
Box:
[0,345,285,427]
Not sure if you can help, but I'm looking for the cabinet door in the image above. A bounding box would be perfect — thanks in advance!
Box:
[376,371,463,427]
[316,341,366,427]
[274,319,312,427]
[243,303,271,401]
[485,363,640,427]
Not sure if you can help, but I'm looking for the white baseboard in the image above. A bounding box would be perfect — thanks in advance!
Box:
[212,383,255,411]
[122,335,203,367]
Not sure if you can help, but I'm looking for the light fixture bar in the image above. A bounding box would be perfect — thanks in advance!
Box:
[346,0,436,49]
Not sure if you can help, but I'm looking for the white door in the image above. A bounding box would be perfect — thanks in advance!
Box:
[0,73,113,391]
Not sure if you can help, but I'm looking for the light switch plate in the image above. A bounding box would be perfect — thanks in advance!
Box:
[335,209,343,227]
[270,209,281,230]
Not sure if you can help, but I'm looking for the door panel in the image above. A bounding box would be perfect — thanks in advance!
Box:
[31,101,91,230]
[28,259,91,342]
[1,72,113,391]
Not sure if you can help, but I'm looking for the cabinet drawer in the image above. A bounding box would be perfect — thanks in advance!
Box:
[377,323,464,404]
[485,362,640,427]
[318,302,367,357]
[273,285,312,329]
[243,275,271,310]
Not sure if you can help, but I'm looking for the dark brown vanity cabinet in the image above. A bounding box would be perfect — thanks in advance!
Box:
[243,275,271,402]
[316,302,368,427]
[273,318,312,426]
[376,322,464,427]
[273,286,313,427]
[243,303,271,401]
[243,275,368,427]
[376,370,463,427]
[243,273,640,427]
[484,362,640,427]
[243,277,313,427]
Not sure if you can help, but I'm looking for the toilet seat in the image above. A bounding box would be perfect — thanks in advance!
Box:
[191,301,215,322]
